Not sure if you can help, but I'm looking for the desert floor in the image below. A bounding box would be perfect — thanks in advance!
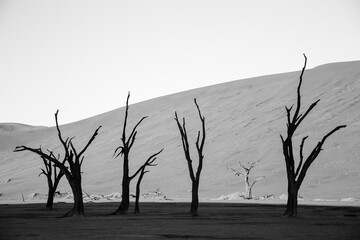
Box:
[0,201,359,239]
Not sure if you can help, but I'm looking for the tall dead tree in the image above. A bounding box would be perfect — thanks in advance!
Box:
[175,98,206,216]
[39,157,65,210]
[112,92,163,215]
[134,150,162,214]
[280,54,346,217]
[15,110,101,217]
[227,160,264,199]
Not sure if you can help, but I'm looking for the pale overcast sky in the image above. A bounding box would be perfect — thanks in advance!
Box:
[1,0,359,126]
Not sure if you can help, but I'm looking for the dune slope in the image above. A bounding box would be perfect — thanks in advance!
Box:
[1,61,360,201]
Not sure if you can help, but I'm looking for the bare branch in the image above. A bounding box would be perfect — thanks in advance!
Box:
[226,164,243,176]
[280,134,285,143]
[53,162,57,179]
[46,149,56,160]
[127,117,148,147]
[174,112,191,162]
[292,53,307,123]
[122,92,131,143]
[14,146,70,177]
[113,146,124,158]
[194,98,206,153]
[41,157,50,174]
[285,105,293,126]
[69,141,78,160]
[38,168,47,177]
[295,99,320,128]
[250,177,265,189]
[78,125,102,158]
[295,136,308,178]
[238,161,249,172]
[320,125,346,144]
[55,110,70,158]
[130,149,163,180]
[296,126,346,188]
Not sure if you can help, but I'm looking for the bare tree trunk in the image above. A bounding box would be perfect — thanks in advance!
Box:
[134,150,162,214]
[113,92,148,215]
[46,187,55,210]
[14,110,101,218]
[71,178,84,217]
[190,181,199,216]
[40,158,65,210]
[63,171,84,217]
[244,174,251,199]
[134,173,144,214]
[47,171,62,210]
[116,178,130,215]
[120,180,130,214]
[174,99,206,217]
[44,163,55,210]
[113,93,162,215]
[280,54,346,217]
[228,160,263,200]
[284,183,298,217]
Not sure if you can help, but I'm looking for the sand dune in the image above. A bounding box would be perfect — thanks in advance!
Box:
[0,123,47,133]
[1,61,360,203]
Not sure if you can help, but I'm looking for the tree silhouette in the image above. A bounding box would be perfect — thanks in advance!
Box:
[112,92,163,215]
[280,54,346,217]
[227,159,264,199]
[15,110,101,217]
[174,98,206,216]
[38,157,65,210]
[134,150,162,214]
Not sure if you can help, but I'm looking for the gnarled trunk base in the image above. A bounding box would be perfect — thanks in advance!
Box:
[283,186,298,217]
[63,178,84,217]
[113,200,129,215]
[113,182,130,215]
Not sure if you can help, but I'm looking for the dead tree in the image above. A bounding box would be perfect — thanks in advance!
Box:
[112,92,163,215]
[174,98,206,216]
[134,150,162,214]
[15,110,101,217]
[227,160,264,199]
[280,54,346,217]
[39,157,65,210]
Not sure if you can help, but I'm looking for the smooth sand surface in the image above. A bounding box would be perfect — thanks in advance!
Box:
[1,61,360,204]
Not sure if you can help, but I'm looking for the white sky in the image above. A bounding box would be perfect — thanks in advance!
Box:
[1,0,359,126]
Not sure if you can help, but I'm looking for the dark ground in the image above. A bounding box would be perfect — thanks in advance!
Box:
[0,202,359,239]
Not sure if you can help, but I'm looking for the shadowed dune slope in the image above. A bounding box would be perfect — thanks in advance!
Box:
[1,61,360,201]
